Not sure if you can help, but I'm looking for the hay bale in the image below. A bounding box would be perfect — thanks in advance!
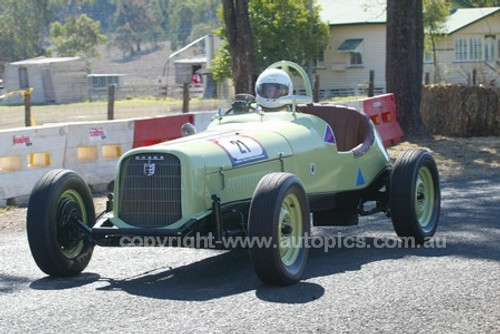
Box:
[420,85,500,137]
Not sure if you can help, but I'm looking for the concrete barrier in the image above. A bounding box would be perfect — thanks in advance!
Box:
[0,124,66,205]
[63,120,134,189]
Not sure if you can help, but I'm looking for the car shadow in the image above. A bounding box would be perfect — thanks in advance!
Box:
[30,273,101,290]
[26,228,497,303]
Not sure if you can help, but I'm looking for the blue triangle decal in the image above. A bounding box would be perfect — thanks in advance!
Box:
[356,169,365,186]
[324,125,335,144]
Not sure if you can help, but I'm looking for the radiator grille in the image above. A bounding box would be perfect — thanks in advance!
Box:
[118,153,181,228]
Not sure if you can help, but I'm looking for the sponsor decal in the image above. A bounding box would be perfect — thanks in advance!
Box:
[12,135,32,147]
[210,134,268,166]
[89,127,107,141]
[324,125,335,144]
[356,168,365,186]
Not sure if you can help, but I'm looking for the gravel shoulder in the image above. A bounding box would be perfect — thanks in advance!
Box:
[1,135,499,233]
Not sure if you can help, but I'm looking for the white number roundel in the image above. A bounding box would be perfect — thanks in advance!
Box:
[211,135,268,165]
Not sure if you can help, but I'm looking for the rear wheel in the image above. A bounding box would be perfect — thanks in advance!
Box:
[390,149,441,244]
[248,173,310,285]
[27,169,95,276]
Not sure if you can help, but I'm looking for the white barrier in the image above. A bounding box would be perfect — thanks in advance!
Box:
[0,109,228,206]
[192,111,218,132]
[63,120,134,189]
[0,124,66,205]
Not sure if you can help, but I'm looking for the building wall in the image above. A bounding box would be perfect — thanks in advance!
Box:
[3,59,88,105]
[307,24,387,97]
[3,65,44,104]
[50,61,89,103]
[424,11,500,86]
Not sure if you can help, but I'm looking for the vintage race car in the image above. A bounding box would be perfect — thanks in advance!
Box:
[26,61,441,286]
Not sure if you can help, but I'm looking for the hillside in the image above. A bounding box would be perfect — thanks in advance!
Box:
[89,41,173,96]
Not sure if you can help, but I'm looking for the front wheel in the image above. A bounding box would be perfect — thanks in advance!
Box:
[27,169,95,276]
[390,149,441,244]
[248,173,310,285]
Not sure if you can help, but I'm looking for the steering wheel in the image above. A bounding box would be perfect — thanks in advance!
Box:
[224,94,257,115]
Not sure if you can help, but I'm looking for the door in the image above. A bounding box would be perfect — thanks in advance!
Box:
[41,68,55,103]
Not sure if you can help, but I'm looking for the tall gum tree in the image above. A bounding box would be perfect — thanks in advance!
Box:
[221,0,258,94]
[386,0,426,136]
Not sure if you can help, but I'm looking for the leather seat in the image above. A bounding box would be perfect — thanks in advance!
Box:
[298,104,375,157]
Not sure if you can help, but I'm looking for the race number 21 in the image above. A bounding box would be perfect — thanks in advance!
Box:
[211,135,268,166]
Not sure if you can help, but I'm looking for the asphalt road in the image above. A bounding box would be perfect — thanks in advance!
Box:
[1,178,499,333]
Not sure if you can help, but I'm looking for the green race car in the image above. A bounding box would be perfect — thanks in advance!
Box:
[26,61,441,285]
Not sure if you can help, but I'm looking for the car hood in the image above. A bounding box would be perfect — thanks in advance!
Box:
[124,113,298,174]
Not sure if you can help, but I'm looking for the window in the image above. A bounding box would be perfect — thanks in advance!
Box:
[337,38,363,67]
[350,52,363,66]
[314,51,325,68]
[485,36,495,63]
[89,75,120,89]
[424,52,434,64]
[455,37,483,62]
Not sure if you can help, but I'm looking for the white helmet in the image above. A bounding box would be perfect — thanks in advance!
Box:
[255,68,293,109]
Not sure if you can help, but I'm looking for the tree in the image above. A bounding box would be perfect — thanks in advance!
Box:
[214,0,329,89]
[114,0,154,52]
[423,0,449,82]
[0,0,46,61]
[112,23,135,57]
[165,0,220,50]
[386,0,426,136]
[221,0,258,94]
[50,14,107,57]
[249,0,329,69]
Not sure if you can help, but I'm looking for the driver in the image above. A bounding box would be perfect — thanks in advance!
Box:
[255,68,293,111]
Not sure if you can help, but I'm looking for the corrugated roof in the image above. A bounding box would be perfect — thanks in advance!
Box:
[173,55,207,65]
[316,0,386,25]
[316,0,500,33]
[11,56,82,65]
[444,7,500,34]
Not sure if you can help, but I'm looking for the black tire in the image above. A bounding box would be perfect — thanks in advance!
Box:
[248,173,310,285]
[390,149,441,244]
[27,169,95,276]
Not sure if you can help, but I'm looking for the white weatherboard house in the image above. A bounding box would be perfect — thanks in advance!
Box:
[424,7,500,86]
[314,0,500,97]
[3,56,89,105]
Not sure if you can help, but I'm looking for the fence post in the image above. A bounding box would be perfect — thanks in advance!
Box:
[425,72,430,85]
[23,89,32,127]
[472,69,477,86]
[107,84,115,120]
[368,70,375,97]
[314,74,320,103]
[182,83,190,113]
